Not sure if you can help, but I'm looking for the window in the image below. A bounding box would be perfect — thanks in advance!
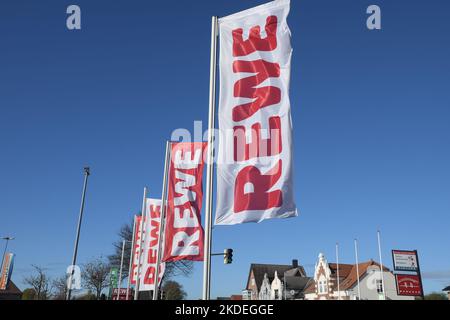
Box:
[318,280,328,294]
[376,280,383,293]
[274,289,279,300]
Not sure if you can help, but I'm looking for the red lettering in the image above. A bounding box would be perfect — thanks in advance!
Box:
[144,266,156,285]
[148,248,157,264]
[234,160,283,213]
[234,116,282,161]
[233,59,280,122]
[149,220,159,247]
[232,16,278,57]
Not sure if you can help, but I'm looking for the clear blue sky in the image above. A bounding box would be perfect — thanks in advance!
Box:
[1,0,449,299]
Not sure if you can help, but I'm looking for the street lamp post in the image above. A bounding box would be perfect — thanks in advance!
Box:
[67,167,90,300]
[1,237,14,269]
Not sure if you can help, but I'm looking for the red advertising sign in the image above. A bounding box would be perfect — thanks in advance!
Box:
[395,274,422,296]
[112,288,134,300]
[162,142,206,262]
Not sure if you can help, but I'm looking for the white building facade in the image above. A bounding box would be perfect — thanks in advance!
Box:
[304,253,415,300]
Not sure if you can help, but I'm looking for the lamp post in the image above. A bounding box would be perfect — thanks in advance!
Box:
[1,237,14,269]
[67,167,90,300]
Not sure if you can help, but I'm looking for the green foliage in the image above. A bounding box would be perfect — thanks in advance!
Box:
[75,291,97,300]
[21,288,37,300]
[162,280,187,300]
[424,292,448,300]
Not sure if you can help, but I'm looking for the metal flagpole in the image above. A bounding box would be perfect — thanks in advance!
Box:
[126,216,136,300]
[202,15,218,301]
[377,230,387,300]
[67,167,90,300]
[153,141,171,300]
[336,242,340,300]
[116,239,126,300]
[354,238,361,300]
[134,187,148,300]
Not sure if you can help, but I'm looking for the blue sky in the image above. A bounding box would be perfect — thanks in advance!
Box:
[1,0,449,299]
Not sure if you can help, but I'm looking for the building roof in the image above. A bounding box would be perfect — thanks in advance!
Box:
[0,280,22,300]
[304,260,390,294]
[339,260,390,291]
[246,262,307,291]
[443,286,450,292]
[285,276,313,291]
[329,263,354,279]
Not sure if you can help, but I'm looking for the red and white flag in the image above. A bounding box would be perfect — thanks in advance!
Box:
[215,0,297,225]
[130,199,165,291]
[130,215,142,286]
[163,142,206,262]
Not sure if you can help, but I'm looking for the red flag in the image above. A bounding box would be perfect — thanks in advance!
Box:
[130,215,142,285]
[162,142,207,262]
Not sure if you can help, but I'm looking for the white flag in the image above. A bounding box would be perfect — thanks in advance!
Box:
[215,0,297,225]
[139,198,165,291]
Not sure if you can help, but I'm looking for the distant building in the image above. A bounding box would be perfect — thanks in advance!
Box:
[243,260,312,300]
[304,253,415,300]
[0,280,22,300]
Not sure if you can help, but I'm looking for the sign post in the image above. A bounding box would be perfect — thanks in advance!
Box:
[392,249,424,299]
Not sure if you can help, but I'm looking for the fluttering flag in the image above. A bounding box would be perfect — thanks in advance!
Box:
[130,215,141,287]
[215,0,297,225]
[0,253,14,290]
[140,198,166,291]
[163,142,207,262]
[130,198,165,291]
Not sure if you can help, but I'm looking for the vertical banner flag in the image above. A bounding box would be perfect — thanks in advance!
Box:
[130,201,166,291]
[130,215,142,286]
[0,253,14,290]
[215,0,297,225]
[163,142,207,262]
[140,198,165,291]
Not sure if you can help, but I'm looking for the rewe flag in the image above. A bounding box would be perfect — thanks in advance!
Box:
[163,142,206,262]
[215,0,297,225]
[130,198,165,291]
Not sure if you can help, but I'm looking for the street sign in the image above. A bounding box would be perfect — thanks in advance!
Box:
[392,250,419,272]
[395,274,422,296]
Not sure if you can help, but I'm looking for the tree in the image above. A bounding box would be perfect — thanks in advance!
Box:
[108,220,133,281]
[75,291,97,300]
[52,274,69,300]
[108,219,194,282]
[21,288,37,300]
[23,265,52,300]
[162,280,187,300]
[81,257,110,299]
[424,292,448,300]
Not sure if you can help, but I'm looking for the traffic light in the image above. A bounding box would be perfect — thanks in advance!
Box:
[224,248,233,264]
